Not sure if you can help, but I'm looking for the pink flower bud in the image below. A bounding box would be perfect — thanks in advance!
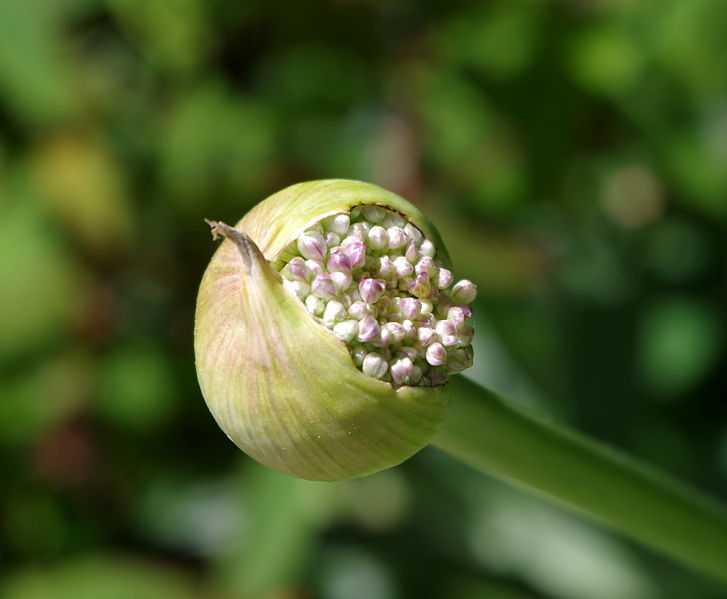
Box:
[359,278,385,303]
[387,226,407,249]
[348,300,374,320]
[331,271,352,293]
[325,213,350,235]
[311,274,337,300]
[419,239,435,257]
[342,240,366,270]
[357,315,380,343]
[426,342,447,366]
[404,223,423,245]
[451,280,477,304]
[285,257,308,281]
[447,305,472,327]
[435,319,457,338]
[378,255,394,278]
[405,242,419,264]
[305,259,324,279]
[371,325,391,348]
[327,248,352,272]
[440,334,459,347]
[390,357,413,385]
[398,297,421,319]
[384,322,406,344]
[415,257,437,276]
[393,256,414,278]
[436,268,453,289]
[367,225,388,250]
[297,231,326,260]
[350,222,370,240]
[417,326,435,346]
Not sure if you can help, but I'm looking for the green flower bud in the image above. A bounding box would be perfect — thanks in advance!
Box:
[194,179,476,481]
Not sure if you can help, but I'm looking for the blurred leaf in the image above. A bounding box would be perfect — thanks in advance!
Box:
[638,297,722,400]
[0,0,76,125]
[567,26,644,97]
[654,0,727,100]
[440,2,543,80]
[0,182,85,361]
[0,350,90,444]
[107,0,212,74]
[215,462,337,599]
[30,133,135,256]
[640,218,710,283]
[421,74,527,215]
[2,489,68,558]
[159,84,275,208]
[469,485,660,599]
[0,555,196,599]
[257,43,370,109]
[95,340,178,433]
[663,131,727,222]
[318,546,395,599]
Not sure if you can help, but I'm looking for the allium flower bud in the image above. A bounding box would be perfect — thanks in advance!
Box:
[342,240,366,270]
[420,239,436,257]
[357,314,380,343]
[195,179,476,481]
[326,214,350,235]
[331,271,353,293]
[359,278,386,304]
[333,320,359,343]
[312,274,337,299]
[451,279,478,304]
[362,352,388,379]
[285,256,308,281]
[325,232,341,247]
[297,231,326,260]
[323,299,346,325]
[426,342,447,366]
[327,248,352,273]
[348,300,373,320]
[392,256,414,278]
[390,357,413,385]
[284,279,310,300]
[398,297,421,319]
[367,226,388,250]
[416,257,437,276]
[387,226,408,249]
[436,268,453,289]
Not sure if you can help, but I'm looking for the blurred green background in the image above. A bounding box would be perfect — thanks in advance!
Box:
[1,0,726,597]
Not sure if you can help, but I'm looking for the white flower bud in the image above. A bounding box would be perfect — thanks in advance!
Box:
[362,353,388,379]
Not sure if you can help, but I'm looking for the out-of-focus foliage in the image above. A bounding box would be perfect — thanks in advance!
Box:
[0,1,725,598]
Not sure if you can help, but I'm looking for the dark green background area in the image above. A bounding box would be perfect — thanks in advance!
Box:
[1,1,726,597]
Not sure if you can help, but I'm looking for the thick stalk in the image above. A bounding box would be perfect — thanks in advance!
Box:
[433,376,727,583]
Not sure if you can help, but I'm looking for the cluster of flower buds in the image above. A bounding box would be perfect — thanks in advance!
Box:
[280,205,477,387]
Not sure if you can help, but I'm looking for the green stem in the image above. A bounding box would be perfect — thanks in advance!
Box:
[433,376,727,583]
